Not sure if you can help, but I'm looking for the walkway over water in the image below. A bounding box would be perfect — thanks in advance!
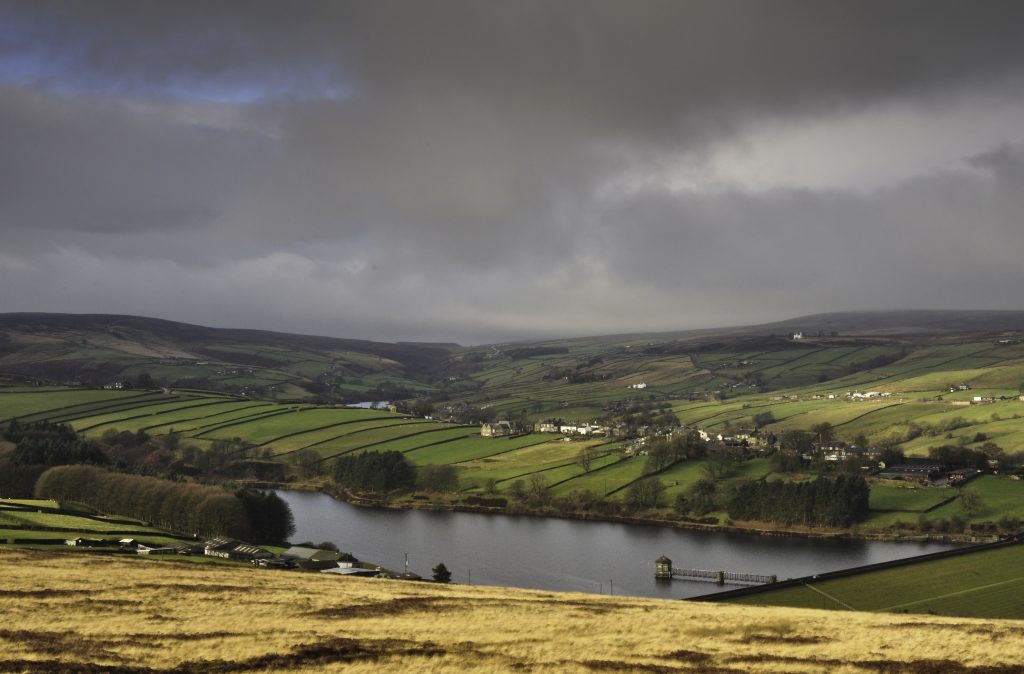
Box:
[671,568,777,585]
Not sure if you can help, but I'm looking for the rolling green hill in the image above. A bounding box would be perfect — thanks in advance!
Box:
[0,313,451,402]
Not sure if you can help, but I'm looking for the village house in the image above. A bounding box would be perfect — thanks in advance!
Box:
[481,421,513,437]
[629,382,648,389]
[536,421,560,433]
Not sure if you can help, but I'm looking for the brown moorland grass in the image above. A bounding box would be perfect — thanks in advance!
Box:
[1,548,1024,673]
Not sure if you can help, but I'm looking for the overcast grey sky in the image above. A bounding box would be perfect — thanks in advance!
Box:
[2,1,1024,344]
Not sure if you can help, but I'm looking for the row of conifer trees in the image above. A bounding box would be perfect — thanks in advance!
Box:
[726,474,870,527]
[34,464,293,542]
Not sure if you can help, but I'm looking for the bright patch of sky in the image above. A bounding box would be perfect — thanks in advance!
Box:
[600,90,1024,199]
[0,17,350,103]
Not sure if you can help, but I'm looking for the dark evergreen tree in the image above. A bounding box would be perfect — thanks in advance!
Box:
[432,562,452,583]
[238,489,296,542]
[333,451,416,493]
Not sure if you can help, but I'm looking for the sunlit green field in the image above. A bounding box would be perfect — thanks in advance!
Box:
[867,484,953,512]
[0,498,185,545]
[726,542,1024,619]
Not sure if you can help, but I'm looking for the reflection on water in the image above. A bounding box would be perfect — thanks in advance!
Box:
[277,490,956,599]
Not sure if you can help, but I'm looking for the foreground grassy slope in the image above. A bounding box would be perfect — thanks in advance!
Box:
[1,548,1023,673]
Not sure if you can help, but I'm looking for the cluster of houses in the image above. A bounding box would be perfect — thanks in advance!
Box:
[877,464,983,487]
[848,391,895,400]
[66,536,379,576]
[482,419,632,438]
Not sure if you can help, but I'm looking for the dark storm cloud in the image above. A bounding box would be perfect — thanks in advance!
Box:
[0,87,273,240]
[2,1,1024,342]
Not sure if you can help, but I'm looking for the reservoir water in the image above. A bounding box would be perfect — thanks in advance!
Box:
[278,490,956,599]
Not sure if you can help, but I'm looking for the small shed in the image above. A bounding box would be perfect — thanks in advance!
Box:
[229,543,273,562]
[321,566,378,577]
[655,555,673,579]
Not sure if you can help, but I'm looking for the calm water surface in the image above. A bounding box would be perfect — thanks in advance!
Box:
[278,490,955,599]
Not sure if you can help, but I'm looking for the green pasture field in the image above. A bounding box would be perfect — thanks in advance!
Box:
[456,439,615,487]
[724,542,1024,619]
[184,405,300,434]
[706,400,845,430]
[0,509,161,533]
[379,427,479,453]
[832,403,945,441]
[42,394,206,426]
[135,401,277,432]
[867,485,953,512]
[910,399,1022,427]
[0,389,149,422]
[548,454,647,497]
[518,451,623,490]
[197,407,401,443]
[28,390,194,416]
[0,529,186,547]
[898,414,1024,457]
[70,397,239,432]
[0,501,187,547]
[922,476,1024,523]
[261,417,428,454]
[674,401,751,425]
[769,400,901,432]
[405,433,551,466]
[658,457,773,502]
[279,420,441,459]
[653,460,714,501]
[0,498,61,509]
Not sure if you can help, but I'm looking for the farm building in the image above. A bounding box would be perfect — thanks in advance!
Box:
[137,543,193,556]
[282,546,344,570]
[878,464,944,482]
[203,537,238,558]
[203,537,272,562]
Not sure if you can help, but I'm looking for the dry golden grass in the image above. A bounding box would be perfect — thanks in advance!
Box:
[1,548,1023,673]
